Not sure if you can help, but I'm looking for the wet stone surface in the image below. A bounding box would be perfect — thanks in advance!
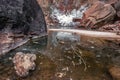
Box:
[13,52,36,77]
[0,0,47,56]
[109,66,120,80]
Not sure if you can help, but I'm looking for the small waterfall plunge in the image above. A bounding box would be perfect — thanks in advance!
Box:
[50,4,88,26]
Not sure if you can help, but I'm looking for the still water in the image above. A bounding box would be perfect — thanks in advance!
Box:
[0,30,120,80]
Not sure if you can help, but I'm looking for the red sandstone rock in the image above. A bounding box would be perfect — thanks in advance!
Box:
[80,1,116,28]
[99,21,120,33]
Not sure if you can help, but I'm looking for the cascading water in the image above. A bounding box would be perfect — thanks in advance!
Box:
[49,2,88,46]
[50,4,88,26]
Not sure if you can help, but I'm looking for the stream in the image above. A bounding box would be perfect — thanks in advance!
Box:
[0,1,120,80]
[0,26,120,80]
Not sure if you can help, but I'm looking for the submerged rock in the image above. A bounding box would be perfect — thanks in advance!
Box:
[109,66,120,80]
[13,52,36,77]
[56,32,80,42]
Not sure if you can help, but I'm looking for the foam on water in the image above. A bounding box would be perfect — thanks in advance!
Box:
[51,4,88,26]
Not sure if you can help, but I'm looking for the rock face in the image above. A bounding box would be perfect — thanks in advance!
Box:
[80,1,116,28]
[0,0,47,56]
[0,0,46,35]
[73,0,120,29]
[112,0,120,17]
[13,52,36,77]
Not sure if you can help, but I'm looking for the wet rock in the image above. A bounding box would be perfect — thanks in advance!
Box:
[113,0,120,18]
[56,32,80,42]
[109,66,120,80]
[0,0,47,56]
[0,0,46,35]
[101,0,117,4]
[98,21,120,33]
[55,72,66,78]
[80,1,116,28]
[13,52,36,77]
[77,36,108,50]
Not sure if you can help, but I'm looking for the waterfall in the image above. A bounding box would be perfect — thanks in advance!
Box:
[50,4,88,26]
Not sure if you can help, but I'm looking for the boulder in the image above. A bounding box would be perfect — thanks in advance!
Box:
[0,0,46,35]
[80,1,116,28]
[0,0,47,56]
[13,52,36,77]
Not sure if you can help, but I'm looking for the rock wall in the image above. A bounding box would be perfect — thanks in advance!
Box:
[0,0,47,56]
[0,0,46,35]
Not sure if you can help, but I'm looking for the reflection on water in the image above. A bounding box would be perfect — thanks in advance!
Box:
[0,30,119,80]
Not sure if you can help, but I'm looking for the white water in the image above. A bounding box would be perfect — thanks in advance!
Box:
[51,4,88,26]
